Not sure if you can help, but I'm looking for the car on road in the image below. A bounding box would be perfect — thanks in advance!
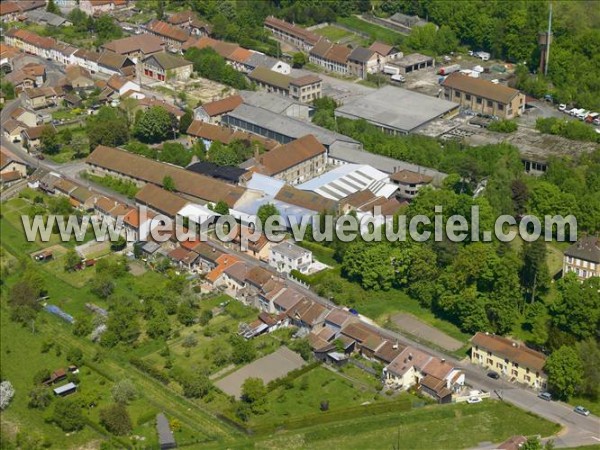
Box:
[538,392,552,401]
[574,406,590,416]
[558,104,567,111]
[467,397,482,404]
[487,371,500,380]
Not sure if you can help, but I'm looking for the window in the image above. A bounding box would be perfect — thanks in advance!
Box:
[476,97,482,104]
[512,369,518,376]
[465,94,471,101]
[487,100,493,107]
[455,92,461,99]
[498,104,504,111]
[524,375,531,382]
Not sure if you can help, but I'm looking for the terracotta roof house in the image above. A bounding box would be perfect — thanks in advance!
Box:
[97,51,135,77]
[251,134,326,185]
[287,299,328,330]
[135,183,189,218]
[206,254,241,284]
[86,145,245,207]
[442,73,526,119]
[142,52,193,83]
[193,95,243,123]
[324,309,357,331]
[0,145,27,183]
[145,20,191,49]
[102,35,165,62]
[309,40,351,75]
[167,11,212,36]
[64,65,95,90]
[563,236,600,281]
[264,16,322,51]
[471,332,547,389]
[272,287,305,313]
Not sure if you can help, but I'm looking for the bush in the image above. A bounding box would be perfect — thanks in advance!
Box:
[52,398,85,431]
[129,357,170,384]
[99,403,132,436]
[535,117,599,142]
[487,119,518,133]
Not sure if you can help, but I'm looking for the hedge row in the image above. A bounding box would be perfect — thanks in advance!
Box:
[129,357,170,385]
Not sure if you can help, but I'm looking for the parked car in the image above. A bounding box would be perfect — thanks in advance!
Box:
[467,397,482,404]
[585,112,598,123]
[558,104,567,111]
[577,110,590,120]
[574,406,590,416]
[538,392,552,401]
[487,371,500,380]
[593,118,600,126]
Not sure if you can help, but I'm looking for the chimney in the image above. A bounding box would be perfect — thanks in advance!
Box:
[408,353,413,361]
[441,358,445,364]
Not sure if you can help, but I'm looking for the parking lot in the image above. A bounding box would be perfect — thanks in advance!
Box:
[214,346,306,398]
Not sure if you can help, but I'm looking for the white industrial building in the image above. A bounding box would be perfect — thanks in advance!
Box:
[296,164,398,201]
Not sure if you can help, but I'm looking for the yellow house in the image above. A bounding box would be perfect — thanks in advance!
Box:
[471,332,547,390]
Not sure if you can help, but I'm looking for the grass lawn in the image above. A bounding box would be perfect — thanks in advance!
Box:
[242,400,560,450]
[314,25,354,42]
[0,308,104,448]
[336,16,405,45]
[296,240,337,266]
[247,366,390,428]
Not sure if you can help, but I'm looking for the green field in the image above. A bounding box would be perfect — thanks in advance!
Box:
[314,25,354,42]
[314,25,368,47]
[253,401,559,449]
[0,195,562,449]
[336,16,405,45]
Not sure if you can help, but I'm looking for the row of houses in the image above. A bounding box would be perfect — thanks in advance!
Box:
[264,16,402,79]
[4,28,194,87]
[203,257,466,403]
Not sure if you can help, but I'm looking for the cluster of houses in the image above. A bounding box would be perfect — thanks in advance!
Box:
[0,145,27,186]
[264,16,432,79]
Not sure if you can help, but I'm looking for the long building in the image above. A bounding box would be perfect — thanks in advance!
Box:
[86,146,245,207]
[441,73,526,119]
[471,332,547,390]
[222,104,361,152]
[335,85,459,135]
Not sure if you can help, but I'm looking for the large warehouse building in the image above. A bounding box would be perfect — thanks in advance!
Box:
[334,85,459,135]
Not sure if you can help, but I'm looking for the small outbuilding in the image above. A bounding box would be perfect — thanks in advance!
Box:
[156,413,177,449]
[53,382,77,397]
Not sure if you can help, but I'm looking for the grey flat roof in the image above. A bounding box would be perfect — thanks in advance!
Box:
[225,104,359,147]
[335,85,458,134]
[240,90,308,115]
[53,382,76,395]
[327,146,446,183]
[396,53,433,67]
[271,241,310,259]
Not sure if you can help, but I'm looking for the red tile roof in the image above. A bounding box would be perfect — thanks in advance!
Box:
[471,332,546,372]
[199,95,243,117]
[147,20,190,43]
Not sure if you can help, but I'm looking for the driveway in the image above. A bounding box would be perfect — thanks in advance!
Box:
[391,313,464,351]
